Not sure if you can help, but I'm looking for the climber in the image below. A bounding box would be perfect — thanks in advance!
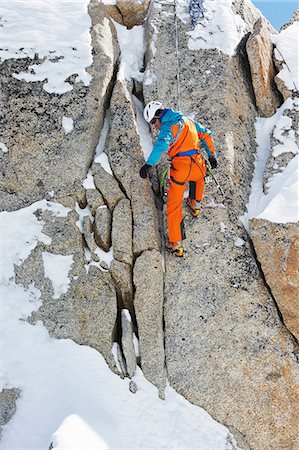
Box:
[140,101,217,257]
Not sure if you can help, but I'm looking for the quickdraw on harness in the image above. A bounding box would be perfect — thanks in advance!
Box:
[170,150,206,186]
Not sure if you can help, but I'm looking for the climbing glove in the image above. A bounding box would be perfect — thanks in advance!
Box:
[139,164,151,179]
[208,156,217,169]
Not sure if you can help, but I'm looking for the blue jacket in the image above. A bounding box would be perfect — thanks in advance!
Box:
[146,108,215,166]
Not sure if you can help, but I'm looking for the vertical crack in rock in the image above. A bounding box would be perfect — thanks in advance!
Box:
[101,76,165,391]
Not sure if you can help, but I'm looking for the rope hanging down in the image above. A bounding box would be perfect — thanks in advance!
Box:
[163,0,205,109]
[173,0,181,110]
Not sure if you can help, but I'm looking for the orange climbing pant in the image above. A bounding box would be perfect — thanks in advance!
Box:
[167,154,206,244]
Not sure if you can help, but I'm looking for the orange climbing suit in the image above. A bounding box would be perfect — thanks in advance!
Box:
[166,119,215,244]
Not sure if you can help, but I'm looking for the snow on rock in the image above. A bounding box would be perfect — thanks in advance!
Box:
[113,21,145,82]
[257,154,298,223]
[42,252,73,299]
[133,95,154,161]
[83,169,96,190]
[0,0,92,94]
[93,111,113,174]
[272,21,299,96]
[243,98,298,228]
[62,116,74,134]
[51,415,109,450]
[1,200,70,279]
[0,142,9,153]
[181,0,247,56]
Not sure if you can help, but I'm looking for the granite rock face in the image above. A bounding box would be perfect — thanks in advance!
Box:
[250,219,299,340]
[0,0,119,212]
[143,1,298,448]
[246,18,281,117]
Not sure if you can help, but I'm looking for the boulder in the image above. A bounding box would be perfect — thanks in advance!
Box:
[121,309,136,378]
[0,1,119,212]
[94,206,112,252]
[82,216,97,254]
[106,0,150,29]
[107,80,160,255]
[92,163,125,211]
[0,388,21,436]
[134,249,165,397]
[110,259,134,311]
[249,218,299,340]
[112,198,133,265]
[86,188,105,215]
[246,18,281,117]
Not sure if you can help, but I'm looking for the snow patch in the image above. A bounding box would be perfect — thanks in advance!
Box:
[83,169,96,190]
[75,202,94,233]
[272,21,299,92]
[0,142,9,153]
[1,200,70,280]
[1,1,92,94]
[62,116,74,134]
[51,414,109,450]
[133,95,154,160]
[123,309,132,322]
[42,252,73,299]
[182,0,247,56]
[113,21,145,82]
[242,98,299,228]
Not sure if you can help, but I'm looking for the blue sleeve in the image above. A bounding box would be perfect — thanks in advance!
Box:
[194,120,212,135]
[194,120,216,158]
[146,123,173,166]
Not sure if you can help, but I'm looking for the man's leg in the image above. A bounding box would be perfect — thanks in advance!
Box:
[188,177,204,216]
[167,179,186,245]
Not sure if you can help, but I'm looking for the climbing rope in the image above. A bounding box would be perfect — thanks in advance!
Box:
[173,0,181,110]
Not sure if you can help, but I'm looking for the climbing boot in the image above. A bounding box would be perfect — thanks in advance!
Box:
[187,198,201,217]
[166,242,184,257]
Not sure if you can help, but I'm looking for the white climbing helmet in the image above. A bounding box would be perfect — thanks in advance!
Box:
[143,100,163,123]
